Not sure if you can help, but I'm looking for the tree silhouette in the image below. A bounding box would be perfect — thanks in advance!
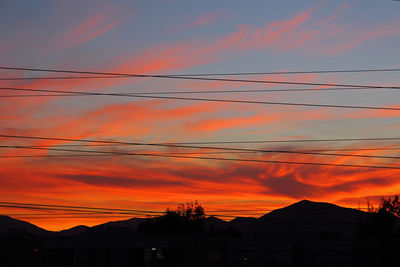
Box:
[138,201,205,236]
[355,196,400,266]
[171,201,205,221]
[380,195,400,217]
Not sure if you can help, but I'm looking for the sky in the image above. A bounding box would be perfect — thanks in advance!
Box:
[0,0,400,231]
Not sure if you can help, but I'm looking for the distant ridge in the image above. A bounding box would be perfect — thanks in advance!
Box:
[259,199,365,224]
[0,215,49,236]
[58,225,90,237]
[230,217,257,223]
[0,200,367,235]
[92,217,146,231]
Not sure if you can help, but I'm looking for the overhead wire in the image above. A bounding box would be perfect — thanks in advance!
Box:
[2,145,399,158]
[1,134,400,161]
[0,203,241,219]
[2,134,400,144]
[1,87,399,111]
[0,66,400,89]
[0,201,259,214]
[7,143,400,152]
[1,66,400,80]
[2,147,400,158]
[0,202,162,215]
[0,75,128,81]
[1,144,399,160]
[2,85,400,99]
[0,201,370,218]
[1,144,400,169]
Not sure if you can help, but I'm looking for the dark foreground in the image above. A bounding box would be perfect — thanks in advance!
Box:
[1,200,399,267]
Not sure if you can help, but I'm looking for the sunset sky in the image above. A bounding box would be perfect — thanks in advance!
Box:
[1,0,400,231]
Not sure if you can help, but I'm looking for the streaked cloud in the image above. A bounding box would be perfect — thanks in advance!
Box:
[51,9,126,50]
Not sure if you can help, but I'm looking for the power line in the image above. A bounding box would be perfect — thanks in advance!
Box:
[0,151,275,158]
[0,154,125,158]
[0,204,152,216]
[0,202,162,214]
[0,202,262,214]
[156,139,400,145]
[2,144,400,169]
[0,94,85,97]
[0,202,263,219]
[1,67,400,80]
[0,66,399,89]
[6,215,146,219]
[1,146,399,159]
[0,75,128,81]
[0,201,370,215]
[2,143,399,160]
[10,143,400,152]
[2,134,400,146]
[2,146,399,158]
[0,214,142,216]
[156,68,400,76]
[2,84,399,99]
[1,214,146,219]
[1,134,400,160]
[1,87,399,111]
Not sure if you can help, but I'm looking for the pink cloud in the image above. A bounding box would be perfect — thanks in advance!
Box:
[52,9,125,50]
[203,7,314,53]
[110,7,317,80]
[319,19,400,55]
[186,10,223,29]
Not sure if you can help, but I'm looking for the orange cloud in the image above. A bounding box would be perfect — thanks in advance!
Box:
[184,113,277,132]
[0,100,226,151]
[1,147,399,230]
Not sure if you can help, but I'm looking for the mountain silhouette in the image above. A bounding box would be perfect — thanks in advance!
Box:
[0,200,367,237]
[0,215,49,236]
[58,225,90,237]
[255,199,367,241]
[259,199,365,223]
[92,217,146,231]
[1,200,398,266]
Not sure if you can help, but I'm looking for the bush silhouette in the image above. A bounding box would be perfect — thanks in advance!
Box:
[355,196,400,266]
[138,201,205,236]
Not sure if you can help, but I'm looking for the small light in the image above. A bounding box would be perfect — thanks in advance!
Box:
[33,248,39,253]
[243,257,247,261]
[152,248,156,251]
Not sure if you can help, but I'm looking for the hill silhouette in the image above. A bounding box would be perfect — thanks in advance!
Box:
[58,225,90,237]
[0,200,367,236]
[93,217,146,231]
[0,215,50,236]
[260,199,365,223]
[1,200,398,266]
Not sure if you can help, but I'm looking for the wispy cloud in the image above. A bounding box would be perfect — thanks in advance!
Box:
[51,9,126,50]
[185,10,223,29]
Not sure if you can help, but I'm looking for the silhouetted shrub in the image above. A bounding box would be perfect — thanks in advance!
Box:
[138,201,205,236]
[354,196,400,266]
